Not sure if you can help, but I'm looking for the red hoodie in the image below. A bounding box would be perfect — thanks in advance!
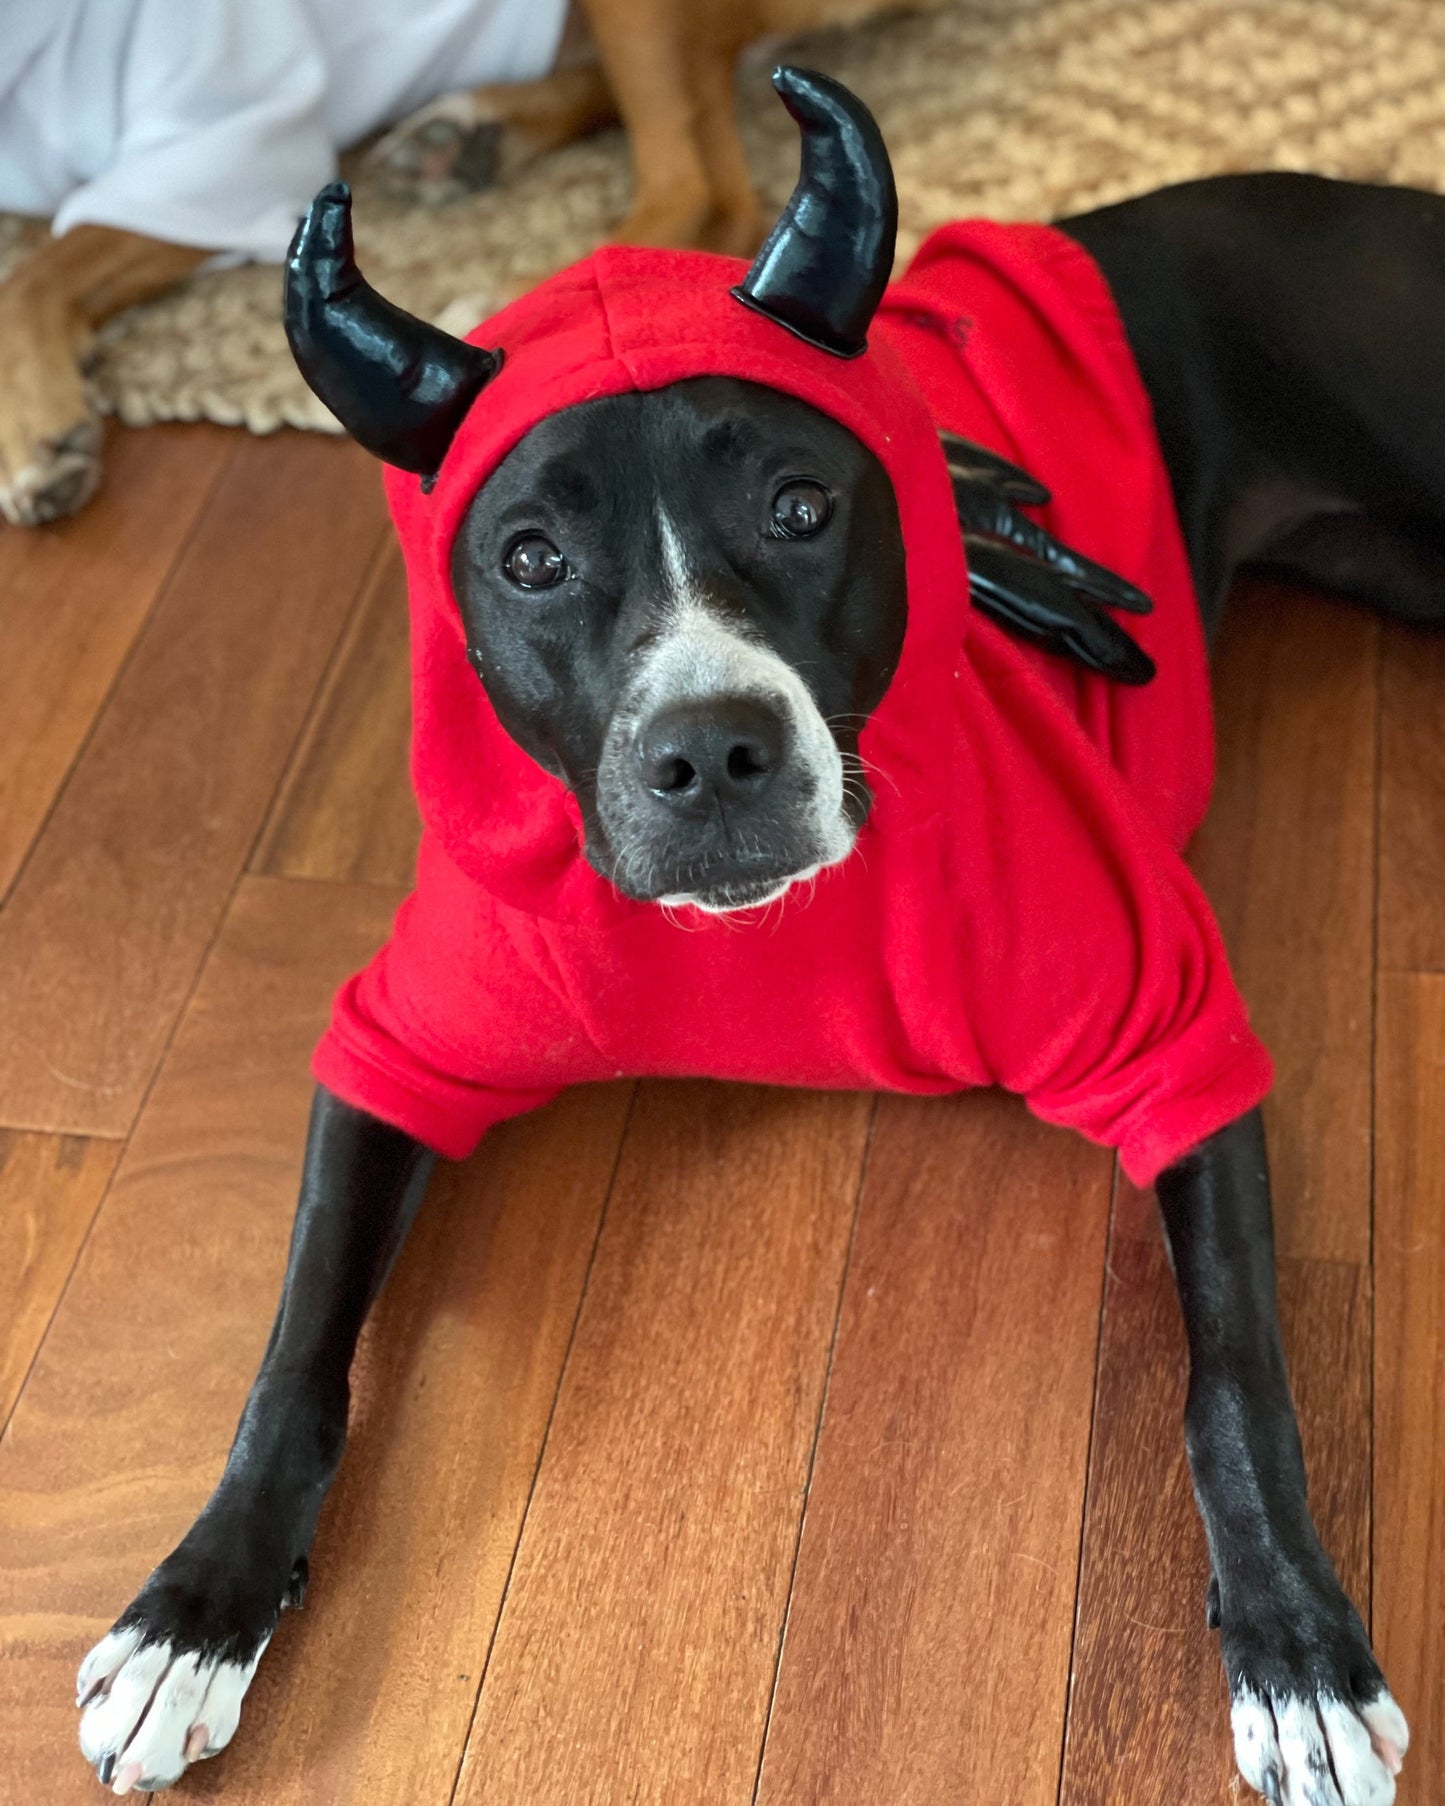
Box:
[311,219,1272,1187]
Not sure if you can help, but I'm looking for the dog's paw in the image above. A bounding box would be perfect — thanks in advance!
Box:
[0,269,104,527]
[0,413,102,526]
[1231,1684,1408,1805]
[1222,1570,1408,1805]
[77,1626,270,1795]
[75,1550,305,1794]
[367,92,510,205]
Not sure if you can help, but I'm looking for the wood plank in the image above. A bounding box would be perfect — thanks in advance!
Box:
[1131,582,1378,1262]
[754,1092,1113,1806]
[0,874,630,1805]
[1059,1239,1371,1801]
[224,1085,629,1806]
[0,423,233,901]
[1373,972,1445,1780]
[1378,622,1445,972]
[453,1081,873,1806]
[0,876,401,1801]
[0,1132,120,1429]
[252,544,420,888]
[0,432,388,1138]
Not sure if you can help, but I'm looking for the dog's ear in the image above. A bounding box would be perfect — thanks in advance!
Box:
[731,66,897,359]
[284,182,502,485]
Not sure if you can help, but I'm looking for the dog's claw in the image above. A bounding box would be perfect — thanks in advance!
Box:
[97,1751,116,1786]
[1261,1766,1284,1805]
[1206,1572,1221,1629]
[286,1556,309,1609]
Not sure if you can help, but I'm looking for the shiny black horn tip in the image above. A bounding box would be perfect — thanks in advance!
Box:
[284,181,501,481]
[731,65,897,359]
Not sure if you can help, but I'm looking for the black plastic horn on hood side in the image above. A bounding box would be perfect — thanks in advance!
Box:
[284,181,502,482]
[731,66,898,359]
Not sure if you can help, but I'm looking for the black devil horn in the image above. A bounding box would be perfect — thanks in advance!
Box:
[284,181,502,480]
[731,66,897,359]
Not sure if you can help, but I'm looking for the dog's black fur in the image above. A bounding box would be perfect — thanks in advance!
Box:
[451,375,907,904]
[78,172,1439,1798]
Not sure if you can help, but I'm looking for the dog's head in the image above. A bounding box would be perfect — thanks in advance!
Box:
[447,377,905,909]
[288,69,921,911]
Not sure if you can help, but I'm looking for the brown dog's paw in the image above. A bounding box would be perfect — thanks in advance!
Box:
[367,93,515,205]
[0,414,103,527]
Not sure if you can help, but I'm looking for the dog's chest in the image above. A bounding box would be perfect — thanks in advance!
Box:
[539,829,983,1098]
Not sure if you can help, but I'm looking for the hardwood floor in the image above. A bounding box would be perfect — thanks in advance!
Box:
[0,422,1440,1803]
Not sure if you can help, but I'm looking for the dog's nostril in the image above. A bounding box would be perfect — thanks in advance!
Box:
[652,755,697,794]
[726,741,771,785]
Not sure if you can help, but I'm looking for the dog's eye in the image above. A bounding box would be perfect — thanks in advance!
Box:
[770,479,833,539]
[504,534,567,589]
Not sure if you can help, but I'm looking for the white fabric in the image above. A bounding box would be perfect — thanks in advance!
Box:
[0,0,569,260]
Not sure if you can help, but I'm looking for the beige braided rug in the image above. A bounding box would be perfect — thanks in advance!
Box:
[6,0,1445,436]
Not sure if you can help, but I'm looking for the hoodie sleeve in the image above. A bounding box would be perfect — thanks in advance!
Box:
[312,834,598,1158]
[1005,847,1275,1189]
[956,630,1274,1188]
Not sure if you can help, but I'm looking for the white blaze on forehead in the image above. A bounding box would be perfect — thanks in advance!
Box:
[647,507,847,836]
[658,507,693,603]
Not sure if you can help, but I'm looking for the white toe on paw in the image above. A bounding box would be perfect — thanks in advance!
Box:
[192,1640,269,1755]
[78,1640,173,1765]
[1275,1696,1345,1805]
[1361,1692,1410,1776]
[1232,1684,1283,1795]
[76,1627,143,1708]
[111,1650,209,1790]
[1319,1696,1396,1806]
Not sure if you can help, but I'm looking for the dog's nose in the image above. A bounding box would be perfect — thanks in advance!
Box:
[636,698,787,811]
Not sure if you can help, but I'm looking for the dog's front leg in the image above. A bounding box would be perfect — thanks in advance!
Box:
[74,1086,434,1796]
[1157,1108,1408,1804]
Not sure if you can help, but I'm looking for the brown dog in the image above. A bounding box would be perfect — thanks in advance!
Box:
[0,0,935,528]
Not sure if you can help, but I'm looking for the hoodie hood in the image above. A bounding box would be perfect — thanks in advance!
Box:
[384,244,969,922]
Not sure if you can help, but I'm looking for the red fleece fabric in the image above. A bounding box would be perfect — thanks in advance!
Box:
[312,220,1273,1186]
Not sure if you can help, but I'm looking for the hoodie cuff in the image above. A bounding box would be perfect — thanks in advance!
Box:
[1111,1039,1276,1188]
[312,1027,558,1161]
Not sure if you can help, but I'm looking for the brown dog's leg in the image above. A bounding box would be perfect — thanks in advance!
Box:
[583,0,718,248]
[0,226,206,526]
[691,54,766,256]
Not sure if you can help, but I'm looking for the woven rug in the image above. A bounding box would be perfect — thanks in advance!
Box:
[7,0,1445,437]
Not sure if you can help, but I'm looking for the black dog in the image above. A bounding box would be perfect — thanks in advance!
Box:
[75,74,1426,1803]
